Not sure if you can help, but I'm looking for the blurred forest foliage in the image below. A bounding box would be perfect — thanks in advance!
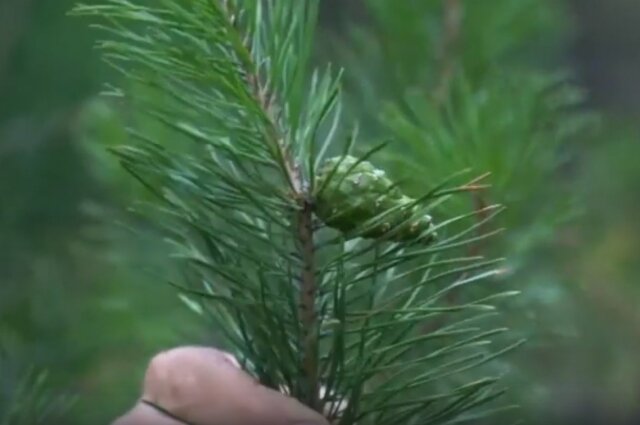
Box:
[0,0,639,424]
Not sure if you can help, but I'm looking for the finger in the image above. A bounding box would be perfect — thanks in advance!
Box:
[142,346,330,425]
[111,402,186,425]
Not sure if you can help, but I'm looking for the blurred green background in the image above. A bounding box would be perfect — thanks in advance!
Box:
[0,1,639,424]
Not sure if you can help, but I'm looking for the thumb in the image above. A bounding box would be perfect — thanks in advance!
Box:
[142,345,330,425]
[111,401,185,425]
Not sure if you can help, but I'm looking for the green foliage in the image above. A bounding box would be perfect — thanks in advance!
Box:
[381,72,595,255]
[321,0,602,421]
[326,0,598,273]
[1,0,638,423]
[0,341,75,425]
[330,0,567,102]
[0,370,75,425]
[72,1,520,424]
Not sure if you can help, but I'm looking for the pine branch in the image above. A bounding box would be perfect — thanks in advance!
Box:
[219,4,297,193]
[215,2,321,407]
[0,356,76,425]
[218,4,318,402]
[73,2,520,424]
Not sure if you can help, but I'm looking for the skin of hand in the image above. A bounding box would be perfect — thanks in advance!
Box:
[111,402,185,425]
[135,345,330,425]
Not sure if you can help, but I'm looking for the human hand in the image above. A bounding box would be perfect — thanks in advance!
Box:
[111,346,330,425]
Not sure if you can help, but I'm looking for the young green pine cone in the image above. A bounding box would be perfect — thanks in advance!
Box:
[314,156,436,244]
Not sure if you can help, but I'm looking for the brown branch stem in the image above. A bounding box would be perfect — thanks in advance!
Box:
[220,2,320,411]
[0,0,33,86]
[296,198,320,410]
[433,0,463,105]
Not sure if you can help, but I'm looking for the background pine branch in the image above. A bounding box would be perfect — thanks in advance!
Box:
[0,337,76,425]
